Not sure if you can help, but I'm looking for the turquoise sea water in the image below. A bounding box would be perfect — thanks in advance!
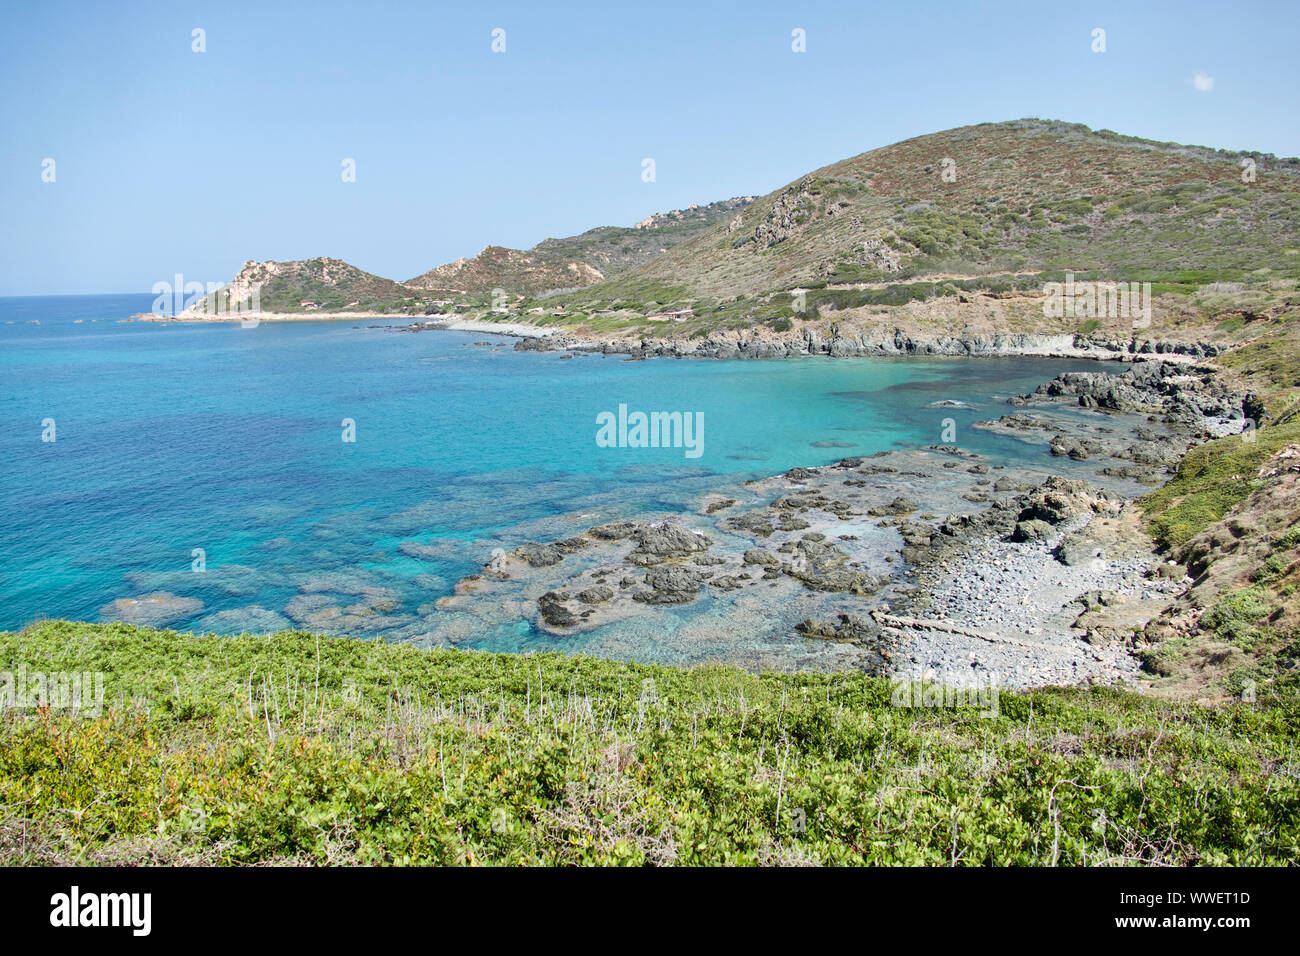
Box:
[0,294,1104,653]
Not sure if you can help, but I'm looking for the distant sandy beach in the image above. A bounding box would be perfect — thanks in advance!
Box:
[134,311,559,338]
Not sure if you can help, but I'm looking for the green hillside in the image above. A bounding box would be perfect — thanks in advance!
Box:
[406,199,758,298]
[404,245,606,297]
[1,621,1295,866]
[518,120,1300,334]
[581,119,1300,300]
[220,258,425,314]
[202,200,757,312]
[200,122,1299,326]
[532,197,755,277]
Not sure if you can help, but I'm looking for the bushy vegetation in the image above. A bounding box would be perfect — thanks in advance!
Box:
[1201,586,1274,649]
[585,119,1300,307]
[1,622,1296,866]
[233,258,418,314]
[533,197,754,279]
[205,122,1300,329]
[1140,419,1300,551]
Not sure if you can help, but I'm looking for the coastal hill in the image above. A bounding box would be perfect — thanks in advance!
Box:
[194,120,1298,338]
[189,197,756,315]
[404,245,606,297]
[531,196,756,277]
[540,118,1299,343]
[404,197,756,297]
[590,117,1299,303]
[197,257,416,315]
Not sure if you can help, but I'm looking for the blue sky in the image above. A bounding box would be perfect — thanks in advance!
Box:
[2,0,1297,295]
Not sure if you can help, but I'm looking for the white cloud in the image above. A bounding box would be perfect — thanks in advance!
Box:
[1192,71,1215,93]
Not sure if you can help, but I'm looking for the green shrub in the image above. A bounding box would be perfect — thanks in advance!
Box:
[1,621,1296,866]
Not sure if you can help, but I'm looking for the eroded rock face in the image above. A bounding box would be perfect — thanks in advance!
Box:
[1012,519,1054,543]
[1142,443,1300,668]
[1033,362,1247,424]
[1054,517,1127,566]
[901,475,1121,567]
[1018,477,1116,525]
[753,178,814,248]
[1072,589,1170,646]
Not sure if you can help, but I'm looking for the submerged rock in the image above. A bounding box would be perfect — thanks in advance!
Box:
[538,591,579,627]
[784,539,887,595]
[517,542,564,567]
[634,566,706,604]
[723,511,776,537]
[576,585,614,605]
[194,606,293,634]
[100,592,203,627]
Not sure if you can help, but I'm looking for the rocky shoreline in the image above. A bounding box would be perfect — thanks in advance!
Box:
[395,317,1226,364]
[431,349,1251,688]
[96,321,1256,689]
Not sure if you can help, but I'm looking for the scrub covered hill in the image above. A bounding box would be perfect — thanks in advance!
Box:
[1,621,1295,866]
[404,245,607,297]
[192,120,1299,328]
[186,257,422,315]
[577,118,1300,305]
[192,199,757,313]
[531,196,756,278]
[441,119,1297,348]
[405,198,757,297]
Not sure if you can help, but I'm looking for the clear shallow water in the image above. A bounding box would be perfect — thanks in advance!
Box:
[0,294,1104,653]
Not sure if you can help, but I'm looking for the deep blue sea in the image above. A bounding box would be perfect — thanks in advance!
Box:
[0,294,1105,657]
